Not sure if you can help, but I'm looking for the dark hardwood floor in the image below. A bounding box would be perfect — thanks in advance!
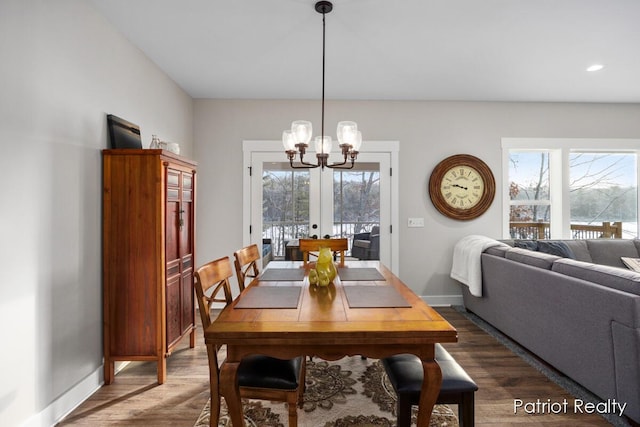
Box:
[57,307,616,426]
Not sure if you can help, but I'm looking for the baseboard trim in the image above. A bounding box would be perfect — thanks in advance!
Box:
[422,294,463,307]
[22,366,103,427]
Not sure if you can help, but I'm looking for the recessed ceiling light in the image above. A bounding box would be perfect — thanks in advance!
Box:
[587,64,604,72]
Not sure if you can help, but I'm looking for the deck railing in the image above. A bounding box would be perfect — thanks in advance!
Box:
[262,221,378,258]
[509,221,623,240]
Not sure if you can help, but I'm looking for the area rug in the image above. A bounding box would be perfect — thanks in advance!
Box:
[194,351,458,427]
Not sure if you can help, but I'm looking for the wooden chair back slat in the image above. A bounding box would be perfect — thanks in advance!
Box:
[299,238,348,266]
[233,244,261,292]
[194,257,233,330]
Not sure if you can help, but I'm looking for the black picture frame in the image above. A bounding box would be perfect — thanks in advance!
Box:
[107,114,142,149]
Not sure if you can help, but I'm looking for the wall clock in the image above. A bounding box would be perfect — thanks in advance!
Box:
[428,154,495,220]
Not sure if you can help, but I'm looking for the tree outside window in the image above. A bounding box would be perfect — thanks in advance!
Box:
[333,169,380,236]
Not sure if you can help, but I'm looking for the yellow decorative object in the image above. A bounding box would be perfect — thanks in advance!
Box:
[316,247,337,284]
[308,268,318,285]
[317,270,330,287]
[327,261,337,281]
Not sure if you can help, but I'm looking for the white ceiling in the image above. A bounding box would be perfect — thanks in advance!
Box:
[89,0,640,103]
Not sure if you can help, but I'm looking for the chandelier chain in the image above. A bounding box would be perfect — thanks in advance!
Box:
[321,9,326,142]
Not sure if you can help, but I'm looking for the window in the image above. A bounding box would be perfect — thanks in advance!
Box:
[333,165,380,238]
[569,152,637,238]
[262,167,310,257]
[509,151,551,239]
[503,139,639,239]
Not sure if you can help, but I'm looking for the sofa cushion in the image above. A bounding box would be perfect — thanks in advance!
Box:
[505,247,561,270]
[536,241,575,259]
[353,239,371,249]
[514,240,538,251]
[586,240,640,268]
[552,258,640,296]
[510,239,580,260]
[561,240,592,263]
[484,245,509,257]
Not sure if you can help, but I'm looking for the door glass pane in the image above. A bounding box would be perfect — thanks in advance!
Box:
[569,152,637,238]
[509,151,550,239]
[333,163,380,258]
[262,163,310,258]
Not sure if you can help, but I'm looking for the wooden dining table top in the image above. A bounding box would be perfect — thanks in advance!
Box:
[205,260,457,358]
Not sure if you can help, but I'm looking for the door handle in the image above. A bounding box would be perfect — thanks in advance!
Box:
[178,209,185,229]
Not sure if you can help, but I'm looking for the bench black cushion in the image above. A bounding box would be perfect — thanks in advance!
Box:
[382,344,478,427]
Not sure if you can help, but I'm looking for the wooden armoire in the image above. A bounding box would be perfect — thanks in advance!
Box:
[102,149,197,384]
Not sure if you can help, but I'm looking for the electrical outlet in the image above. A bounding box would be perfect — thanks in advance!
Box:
[407,217,424,228]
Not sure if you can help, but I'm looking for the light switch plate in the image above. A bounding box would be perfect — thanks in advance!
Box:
[407,217,425,228]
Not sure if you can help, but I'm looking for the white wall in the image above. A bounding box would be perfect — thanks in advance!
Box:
[194,99,640,304]
[0,1,193,426]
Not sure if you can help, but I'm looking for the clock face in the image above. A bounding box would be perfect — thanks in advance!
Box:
[429,154,495,220]
[440,165,485,210]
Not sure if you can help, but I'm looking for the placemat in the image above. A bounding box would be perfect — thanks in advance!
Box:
[343,285,411,308]
[337,267,385,281]
[259,268,305,281]
[235,286,302,309]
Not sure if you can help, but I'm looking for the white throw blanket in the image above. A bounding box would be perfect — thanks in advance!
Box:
[450,235,509,297]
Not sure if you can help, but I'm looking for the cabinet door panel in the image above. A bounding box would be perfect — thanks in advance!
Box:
[166,274,181,347]
[181,268,194,335]
[179,201,192,257]
[166,201,179,263]
[179,172,193,257]
[166,168,181,264]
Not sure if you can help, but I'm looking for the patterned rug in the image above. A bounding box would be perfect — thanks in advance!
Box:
[194,352,458,427]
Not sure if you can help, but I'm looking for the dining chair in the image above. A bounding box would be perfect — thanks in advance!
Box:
[194,256,305,427]
[233,243,261,292]
[299,238,348,267]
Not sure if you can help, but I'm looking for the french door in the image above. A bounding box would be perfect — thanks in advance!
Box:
[243,141,398,272]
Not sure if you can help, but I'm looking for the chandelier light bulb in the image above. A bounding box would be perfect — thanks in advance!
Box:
[336,121,358,146]
[314,135,333,154]
[291,120,312,145]
[282,130,297,151]
[352,131,362,152]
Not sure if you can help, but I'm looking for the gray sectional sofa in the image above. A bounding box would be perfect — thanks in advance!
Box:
[461,239,640,425]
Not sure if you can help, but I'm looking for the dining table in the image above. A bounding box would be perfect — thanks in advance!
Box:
[204,260,458,426]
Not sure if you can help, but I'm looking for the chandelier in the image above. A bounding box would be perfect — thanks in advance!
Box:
[282,1,362,170]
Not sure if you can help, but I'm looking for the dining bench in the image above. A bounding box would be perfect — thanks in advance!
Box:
[382,344,478,427]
